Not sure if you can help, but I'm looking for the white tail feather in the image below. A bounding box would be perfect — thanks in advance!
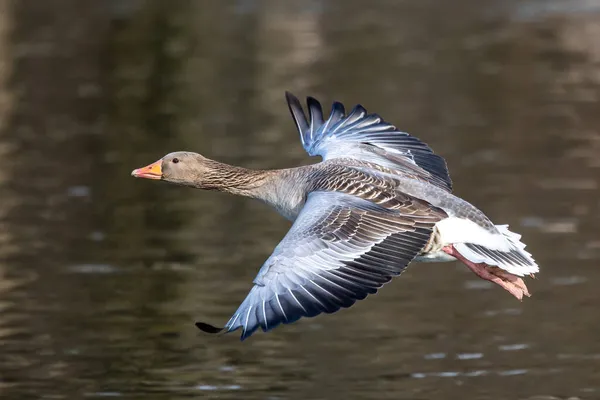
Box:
[453,224,538,276]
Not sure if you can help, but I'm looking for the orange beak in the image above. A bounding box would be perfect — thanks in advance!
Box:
[131,159,163,180]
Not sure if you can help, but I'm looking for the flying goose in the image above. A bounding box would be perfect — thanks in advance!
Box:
[132,93,538,340]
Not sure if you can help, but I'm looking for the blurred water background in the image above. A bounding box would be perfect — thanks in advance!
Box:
[0,0,599,399]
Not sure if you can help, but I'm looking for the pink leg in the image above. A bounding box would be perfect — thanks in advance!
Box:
[443,245,531,301]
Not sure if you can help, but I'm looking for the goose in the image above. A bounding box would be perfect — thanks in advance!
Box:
[131,92,539,340]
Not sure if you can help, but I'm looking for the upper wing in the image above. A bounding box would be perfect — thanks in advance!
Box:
[285,92,452,192]
[196,191,446,340]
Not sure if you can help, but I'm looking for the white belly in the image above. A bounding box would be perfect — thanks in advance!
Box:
[413,217,510,263]
[414,251,456,263]
[434,217,511,251]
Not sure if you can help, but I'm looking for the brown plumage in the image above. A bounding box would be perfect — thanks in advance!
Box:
[131,92,538,340]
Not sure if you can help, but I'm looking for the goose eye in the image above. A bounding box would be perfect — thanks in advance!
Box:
[172,158,179,164]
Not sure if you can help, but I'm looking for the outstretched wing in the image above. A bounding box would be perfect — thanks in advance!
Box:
[285,92,452,192]
[196,191,446,340]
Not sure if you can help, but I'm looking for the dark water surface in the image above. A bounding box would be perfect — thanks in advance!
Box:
[1,1,599,399]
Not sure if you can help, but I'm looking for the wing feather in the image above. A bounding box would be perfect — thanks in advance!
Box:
[285,92,452,192]
[196,191,445,340]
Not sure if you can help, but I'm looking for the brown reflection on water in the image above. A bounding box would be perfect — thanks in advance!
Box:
[0,1,599,399]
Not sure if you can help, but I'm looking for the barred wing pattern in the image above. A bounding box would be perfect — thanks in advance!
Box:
[196,191,445,340]
[285,92,452,192]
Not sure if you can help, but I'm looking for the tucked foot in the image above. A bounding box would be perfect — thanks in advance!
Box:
[442,245,532,300]
[483,266,530,300]
[488,266,530,296]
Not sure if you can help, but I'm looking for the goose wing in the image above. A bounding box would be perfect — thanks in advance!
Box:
[286,92,452,192]
[196,191,446,340]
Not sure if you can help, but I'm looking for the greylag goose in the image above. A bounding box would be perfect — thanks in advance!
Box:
[132,93,539,340]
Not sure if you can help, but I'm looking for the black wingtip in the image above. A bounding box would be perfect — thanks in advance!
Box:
[285,91,300,105]
[195,321,224,334]
[330,101,346,121]
[306,96,325,127]
[306,96,320,106]
[285,91,309,138]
